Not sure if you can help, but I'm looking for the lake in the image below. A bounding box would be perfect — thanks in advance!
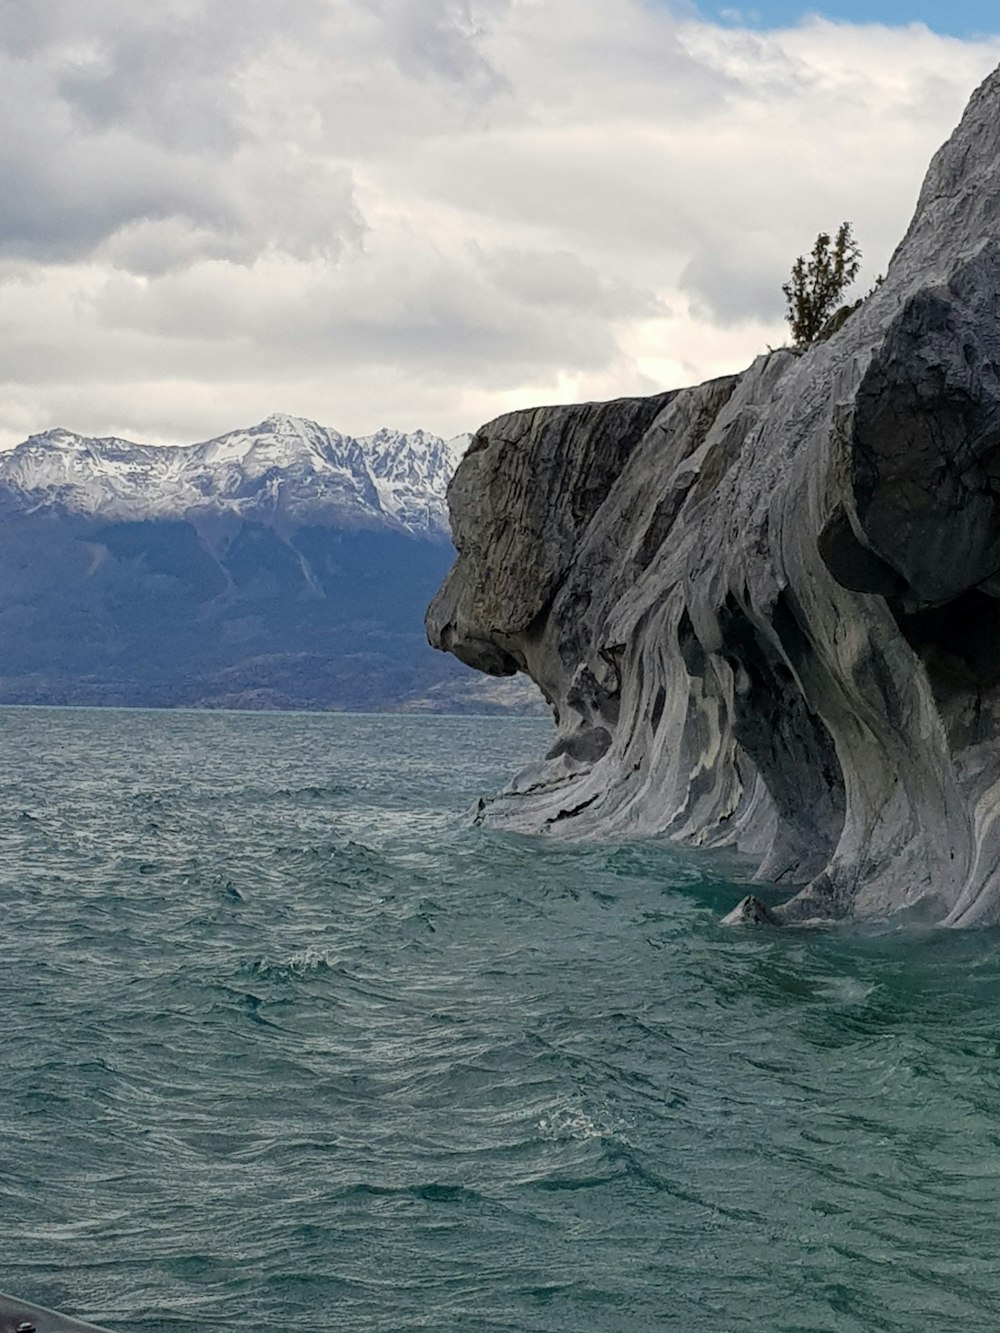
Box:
[3,707,1000,1331]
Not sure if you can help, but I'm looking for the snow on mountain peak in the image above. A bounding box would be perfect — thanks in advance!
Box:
[0,416,470,537]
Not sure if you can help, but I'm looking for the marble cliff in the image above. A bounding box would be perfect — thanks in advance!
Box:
[428,67,1000,925]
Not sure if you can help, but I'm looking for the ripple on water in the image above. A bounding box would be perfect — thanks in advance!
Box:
[2,709,1000,1331]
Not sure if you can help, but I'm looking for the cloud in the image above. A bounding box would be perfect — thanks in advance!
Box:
[680,229,789,326]
[368,0,511,90]
[0,0,996,446]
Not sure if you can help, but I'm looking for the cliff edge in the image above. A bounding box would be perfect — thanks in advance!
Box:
[428,66,1000,925]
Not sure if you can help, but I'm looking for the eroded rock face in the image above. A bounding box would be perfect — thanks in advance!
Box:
[428,66,1000,925]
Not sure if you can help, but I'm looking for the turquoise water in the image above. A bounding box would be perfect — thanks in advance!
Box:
[4,708,1000,1331]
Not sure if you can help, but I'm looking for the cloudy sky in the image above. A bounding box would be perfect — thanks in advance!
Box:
[0,1,998,448]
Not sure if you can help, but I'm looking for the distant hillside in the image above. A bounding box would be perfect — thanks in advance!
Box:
[0,415,546,714]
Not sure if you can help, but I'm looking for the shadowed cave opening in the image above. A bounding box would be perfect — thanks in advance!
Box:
[714,593,846,878]
[890,588,1000,694]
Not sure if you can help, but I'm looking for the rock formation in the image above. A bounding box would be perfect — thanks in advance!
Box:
[427,65,1000,925]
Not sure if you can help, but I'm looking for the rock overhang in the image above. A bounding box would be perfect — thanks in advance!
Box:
[427,65,1000,926]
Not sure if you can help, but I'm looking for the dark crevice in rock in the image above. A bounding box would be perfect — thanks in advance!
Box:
[818,507,906,596]
[650,686,667,733]
[891,589,1000,694]
[546,793,600,825]
[545,727,612,764]
[678,609,707,676]
[717,594,846,881]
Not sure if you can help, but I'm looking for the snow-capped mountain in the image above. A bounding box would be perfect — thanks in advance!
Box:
[0,414,471,538]
[0,412,544,716]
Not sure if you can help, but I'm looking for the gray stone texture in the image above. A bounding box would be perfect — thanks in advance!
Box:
[428,66,1000,924]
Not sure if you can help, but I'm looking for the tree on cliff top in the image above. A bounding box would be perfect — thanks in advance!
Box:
[782,222,862,348]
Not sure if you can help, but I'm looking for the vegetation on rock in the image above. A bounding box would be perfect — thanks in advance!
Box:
[782,222,862,347]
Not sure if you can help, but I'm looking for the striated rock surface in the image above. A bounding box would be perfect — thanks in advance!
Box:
[427,66,1000,925]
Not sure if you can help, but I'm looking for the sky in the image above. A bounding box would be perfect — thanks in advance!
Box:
[702,1,997,34]
[0,1,998,448]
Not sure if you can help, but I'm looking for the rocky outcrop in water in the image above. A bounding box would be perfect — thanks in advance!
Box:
[427,66,1000,925]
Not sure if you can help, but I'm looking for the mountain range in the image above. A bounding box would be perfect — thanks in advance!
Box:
[0,414,468,534]
[0,415,543,714]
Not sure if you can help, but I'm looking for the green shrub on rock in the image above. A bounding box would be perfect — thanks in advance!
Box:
[782,222,862,347]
